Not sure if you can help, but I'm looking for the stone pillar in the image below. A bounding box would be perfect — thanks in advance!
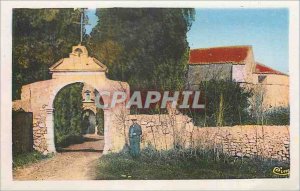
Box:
[103,109,112,154]
[46,108,56,153]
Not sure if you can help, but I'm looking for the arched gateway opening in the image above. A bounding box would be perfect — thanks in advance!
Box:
[52,82,104,151]
[12,45,129,154]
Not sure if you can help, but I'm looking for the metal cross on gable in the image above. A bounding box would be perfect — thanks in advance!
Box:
[74,8,90,44]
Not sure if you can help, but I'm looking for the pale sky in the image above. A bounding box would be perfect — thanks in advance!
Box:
[86,8,289,74]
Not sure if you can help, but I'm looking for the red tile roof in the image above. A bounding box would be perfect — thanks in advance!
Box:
[189,46,251,65]
[254,62,287,75]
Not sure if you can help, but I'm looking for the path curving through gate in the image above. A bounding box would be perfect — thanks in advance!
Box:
[13,134,104,180]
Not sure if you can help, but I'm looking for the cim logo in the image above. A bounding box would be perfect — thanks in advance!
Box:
[272,167,290,176]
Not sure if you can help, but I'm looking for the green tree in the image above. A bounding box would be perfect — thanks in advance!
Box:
[187,81,253,127]
[12,9,83,100]
[53,83,84,148]
[87,8,195,91]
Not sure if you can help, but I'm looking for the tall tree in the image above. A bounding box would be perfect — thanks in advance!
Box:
[12,9,83,100]
[87,8,195,91]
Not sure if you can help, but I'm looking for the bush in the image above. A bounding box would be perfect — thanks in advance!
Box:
[13,151,53,168]
[264,107,290,125]
[185,80,252,127]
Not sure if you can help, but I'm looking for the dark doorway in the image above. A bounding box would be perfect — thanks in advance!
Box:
[82,109,96,134]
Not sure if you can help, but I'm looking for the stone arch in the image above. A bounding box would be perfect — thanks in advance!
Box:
[45,80,116,154]
[82,105,97,114]
[82,108,96,115]
[12,45,130,155]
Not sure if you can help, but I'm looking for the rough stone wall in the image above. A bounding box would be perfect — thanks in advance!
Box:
[111,113,290,161]
[192,125,290,161]
[12,99,31,112]
[32,109,48,153]
[111,114,192,151]
[12,104,49,153]
[13,80,52,153]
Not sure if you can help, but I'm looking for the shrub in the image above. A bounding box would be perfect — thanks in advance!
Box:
[185,80,252,127]
[264,107,290,125]
[13,151,53,168]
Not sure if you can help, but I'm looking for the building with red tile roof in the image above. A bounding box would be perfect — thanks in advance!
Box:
[187,45,289,108]
[254,62,287,76]
[189,45,251,65]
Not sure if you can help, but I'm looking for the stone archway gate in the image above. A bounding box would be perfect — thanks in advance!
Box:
[13,45,129,154]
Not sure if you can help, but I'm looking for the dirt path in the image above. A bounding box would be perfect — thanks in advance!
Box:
[13,134,104,180]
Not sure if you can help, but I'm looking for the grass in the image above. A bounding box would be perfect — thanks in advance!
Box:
[96,147,290,179]
[13,151,53,169]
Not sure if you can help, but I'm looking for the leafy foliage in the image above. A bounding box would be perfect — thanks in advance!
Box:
[263,107,290,125]
[12,9,82,100]
[53,83,84,148]
[187,80,253,127]
[87,8,195,91]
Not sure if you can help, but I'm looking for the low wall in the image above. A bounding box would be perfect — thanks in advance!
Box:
[111,114,290,162]
[192,125,289,161]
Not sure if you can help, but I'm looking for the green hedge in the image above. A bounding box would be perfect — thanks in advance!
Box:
[263,107,290,125]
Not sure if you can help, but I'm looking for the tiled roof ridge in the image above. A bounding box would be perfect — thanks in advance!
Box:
[255,62,288,76]
[190,45,252,51]
[189,45,251,64]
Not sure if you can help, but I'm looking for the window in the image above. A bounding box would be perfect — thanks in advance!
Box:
[74,48,83,54]
[258,75,267,83]
[74,48,83,57]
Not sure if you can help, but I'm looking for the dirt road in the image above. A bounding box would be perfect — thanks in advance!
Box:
[13,134,104,180]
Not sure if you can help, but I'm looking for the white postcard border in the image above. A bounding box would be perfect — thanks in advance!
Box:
[1,1,299,190]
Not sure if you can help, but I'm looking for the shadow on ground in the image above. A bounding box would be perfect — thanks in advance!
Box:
[57,134,104,153]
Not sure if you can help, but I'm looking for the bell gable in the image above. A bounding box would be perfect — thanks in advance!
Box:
[49,45,107,73]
